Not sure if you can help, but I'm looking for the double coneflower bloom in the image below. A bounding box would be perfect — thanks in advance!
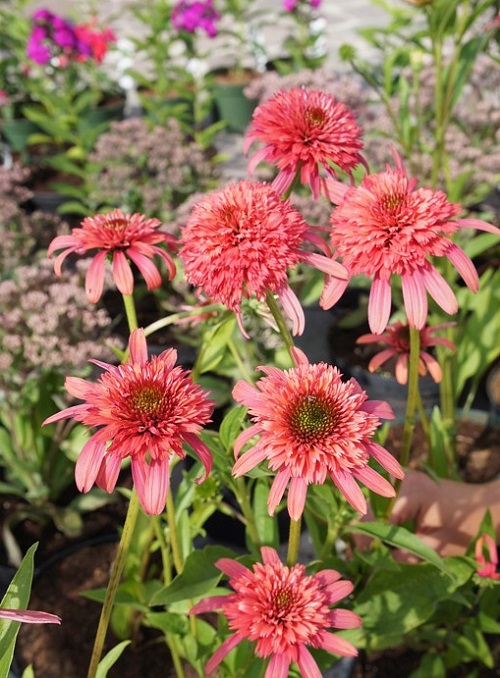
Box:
[43,329,214,515]
[48,209,176,303]
[190,546,361,677]
[233,348,403,518]
[179,180,347,335]
[322,156,500,333]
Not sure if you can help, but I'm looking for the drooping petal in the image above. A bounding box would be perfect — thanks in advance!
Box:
[300,250,348,280]
[205,633,244,675]
[401,271,428,330]
[368,276,392,334]
[232,445,269,477]
[265,653,290,678]
[456,217,500,235]
[75,437,107,493]
[185,432,213,483]
[189,595,230,615]
[353,465,395,498]
[421,351,443,382]
[367,348,396,373]
[287,476,308,520]
[233,424,260,458]
[359,399,395,420]
[277,283,305,336]
[127,247,163,290]
[394,353,409,384]
[422,267,458,316]
[0,609,61,625]
[85,251,107,303]
[43,403,89,426]
[318,631,358,657]
[112,250,134,296]
[132,457,170,515]
[330,470,366,514]
[445,242,479,293]
[367,441,404,479]
[329,609,362,629]
[320,276,349,310]
[95,453,122,493]
[268,469,292,516]
[297,645,322,678]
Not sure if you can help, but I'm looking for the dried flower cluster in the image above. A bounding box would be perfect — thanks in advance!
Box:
[0,259,118,389]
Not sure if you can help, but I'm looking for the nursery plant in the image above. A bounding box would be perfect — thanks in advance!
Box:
[1,1,499,678]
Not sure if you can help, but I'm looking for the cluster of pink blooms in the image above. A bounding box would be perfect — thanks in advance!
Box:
[475,534,500,580]
[43,83,499,672]
[27,9,115,66]
[171,0,220,38]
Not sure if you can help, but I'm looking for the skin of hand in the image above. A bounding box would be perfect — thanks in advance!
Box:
[388,470,500,558]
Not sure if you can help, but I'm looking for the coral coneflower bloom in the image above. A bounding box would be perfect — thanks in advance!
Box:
[179,180,346,335]
[357,321,455,384]
[232,348,403,518]
[190,546,361,677]
[48,209,176,303]
[244,87,364,199]
[43,329,213,515]
[322,156,500,334]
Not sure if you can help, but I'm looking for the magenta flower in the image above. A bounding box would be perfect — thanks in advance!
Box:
[171,0,220,37]
[43,329,214,515]
[357,321,455,384]
[48,209,177,303]
[322,155,500,334]
[179,180,346,336]
[190,547,361,677]
[27,10,91,64]
[244,88,364,198]
[232,347,403,518]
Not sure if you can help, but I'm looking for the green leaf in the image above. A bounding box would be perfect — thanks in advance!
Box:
[21,666,35,678]
[346,522,452,576]
[219,406,247,451]
[197,316,236,374]
[150,545,235,605]
[252,477,278,548]
[409,653,446,678]
[95,640,131,678]
[354,558,474,650]
[0,543,37,678]
[144,611,189,635]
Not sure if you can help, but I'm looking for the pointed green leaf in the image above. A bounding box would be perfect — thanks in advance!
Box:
[95,640,131,678]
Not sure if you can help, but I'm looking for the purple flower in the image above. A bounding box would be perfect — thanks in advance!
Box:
[171,0,220,38]
[26,9,92,64]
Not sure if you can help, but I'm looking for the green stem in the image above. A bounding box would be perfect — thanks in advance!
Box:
[87,490,141,678]
[385,327,420,518]
[165,635,186,678]
[166,488,184,575]
[265,289,295,361]
[122,294,139,333]
[234,477,261,549]
[287,517,302,567]
[227,337,254,383]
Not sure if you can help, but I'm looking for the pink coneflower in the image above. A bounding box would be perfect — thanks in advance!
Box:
[43,329,213,515]
[179,180,346,336]
[322,156,500,334]
[356,321,455,384]
[475,534,500,580]
[190,546,361,677]
[244,88,364,198]
[48,209,176,303]
[232,347,403,518]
